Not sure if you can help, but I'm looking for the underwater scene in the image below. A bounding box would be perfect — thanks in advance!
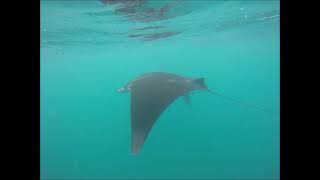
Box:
[40,0,280,179]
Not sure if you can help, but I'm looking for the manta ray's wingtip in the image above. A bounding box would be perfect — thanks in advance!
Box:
[131,149,140,155]
[131,145,141,155]
[132,141,140,154]
[131,132,146,155]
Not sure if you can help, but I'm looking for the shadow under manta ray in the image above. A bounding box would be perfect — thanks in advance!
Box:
[118,72,275,154]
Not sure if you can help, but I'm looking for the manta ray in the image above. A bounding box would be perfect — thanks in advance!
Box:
[118,72,214,154]
[118,72,275,154]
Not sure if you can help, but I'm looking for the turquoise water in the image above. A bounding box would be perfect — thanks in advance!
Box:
[40,0,280,179]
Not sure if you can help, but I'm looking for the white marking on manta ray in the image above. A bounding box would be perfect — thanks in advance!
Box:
[117,87,124,92]
[167,79,176,83]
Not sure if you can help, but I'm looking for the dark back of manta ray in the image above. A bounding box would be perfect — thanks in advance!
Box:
[130,75,207,154]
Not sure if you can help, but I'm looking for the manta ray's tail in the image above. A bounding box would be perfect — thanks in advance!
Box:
[207,89,278,115]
